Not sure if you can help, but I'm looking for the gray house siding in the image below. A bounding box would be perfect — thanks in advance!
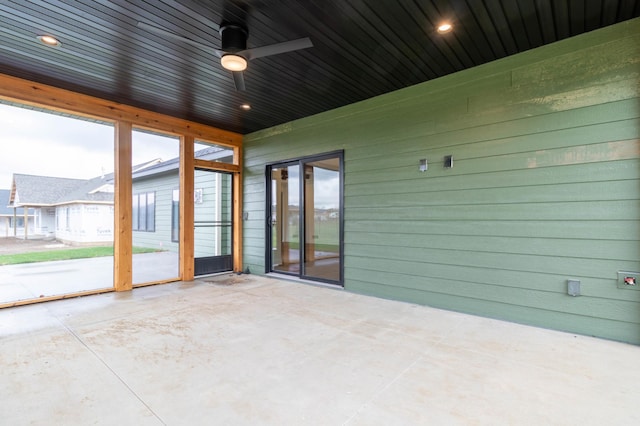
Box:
[132,170,232,257]
[242,19,640,344]
[194,170,232,258]
[132,172,179,253]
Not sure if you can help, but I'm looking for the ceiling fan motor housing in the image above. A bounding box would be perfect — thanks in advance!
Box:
[220,24,247,52]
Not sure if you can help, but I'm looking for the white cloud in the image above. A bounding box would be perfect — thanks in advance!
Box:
[0,103,181,188]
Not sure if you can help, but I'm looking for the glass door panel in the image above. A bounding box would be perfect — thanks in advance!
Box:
[303,158,341,282]
[194,169,233,275]
[268,153,342,285]
[270,164,301,274]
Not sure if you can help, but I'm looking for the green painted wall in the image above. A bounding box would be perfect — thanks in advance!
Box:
[242,19,640,344]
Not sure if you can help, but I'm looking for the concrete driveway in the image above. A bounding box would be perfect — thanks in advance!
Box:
[0,251,178,303]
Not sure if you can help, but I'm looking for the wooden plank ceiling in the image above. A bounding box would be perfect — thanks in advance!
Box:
[0,1,638,134]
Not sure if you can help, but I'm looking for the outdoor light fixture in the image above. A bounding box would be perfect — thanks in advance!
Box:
[221,54,247,71]
[240,103,251,110]
[437,22,453,34]
[37,34,61,47]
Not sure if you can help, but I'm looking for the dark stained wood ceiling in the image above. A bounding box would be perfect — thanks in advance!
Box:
[0,1,638,134]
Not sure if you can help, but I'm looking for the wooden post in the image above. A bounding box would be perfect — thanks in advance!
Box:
[13,207,16,237]
[114,121,133,292]
[180,136,195,281]
[233,145,243,272]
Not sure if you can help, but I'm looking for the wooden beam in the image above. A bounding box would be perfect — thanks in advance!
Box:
[0,287,113,309]
[193,159,240,173]
[114,121,132,292]
[233,145,243,272]
[0,73,242,147]
[180,136,195,281]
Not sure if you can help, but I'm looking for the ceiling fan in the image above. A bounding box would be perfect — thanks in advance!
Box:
[137,20,313,91]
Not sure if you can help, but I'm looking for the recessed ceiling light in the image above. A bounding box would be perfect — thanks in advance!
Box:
[240,104,251,111]
[436,22,453,34]
[37,35,61,47]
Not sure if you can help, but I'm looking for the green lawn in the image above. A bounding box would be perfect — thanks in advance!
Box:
[0,246,161,266]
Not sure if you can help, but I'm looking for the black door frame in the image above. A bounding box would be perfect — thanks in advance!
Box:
[194,168,234,276]
[265,150,344,286]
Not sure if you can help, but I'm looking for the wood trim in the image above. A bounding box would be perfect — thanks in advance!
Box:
[0,72,245,299]
[0,288,114,309]
[233,145,243,272]
[179,136,195,281]
[132,278,180,288]
[0,73,242,147]
[193,159,240,173]
[114,121,133,292]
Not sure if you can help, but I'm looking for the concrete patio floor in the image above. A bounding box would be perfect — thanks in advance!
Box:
[1,274,639,425]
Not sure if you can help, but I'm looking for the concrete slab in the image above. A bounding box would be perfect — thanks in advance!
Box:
[1,274,638,425]
[0,251,179,304]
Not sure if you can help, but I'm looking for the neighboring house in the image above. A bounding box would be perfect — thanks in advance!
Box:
[6,147,232,248]
[131,146,233,257]
[8,173,115,244]
[7,159,161,244]
[0,189,35,238]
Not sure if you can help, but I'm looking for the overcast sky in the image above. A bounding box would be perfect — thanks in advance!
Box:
[0,102,180,188]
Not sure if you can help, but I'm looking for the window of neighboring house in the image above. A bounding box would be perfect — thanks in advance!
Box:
[133,192,156,232]
[171,189,179,242]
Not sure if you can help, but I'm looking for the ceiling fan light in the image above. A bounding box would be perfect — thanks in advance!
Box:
[221,54,247,71]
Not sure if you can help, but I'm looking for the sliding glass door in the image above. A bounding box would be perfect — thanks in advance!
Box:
[267,152,343,285]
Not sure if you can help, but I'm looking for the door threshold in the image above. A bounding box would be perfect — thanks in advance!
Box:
[266,272,344,289]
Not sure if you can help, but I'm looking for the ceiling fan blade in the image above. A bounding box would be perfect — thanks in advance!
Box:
[232,71,246,91]
[242,37,313,60]
[137,21,224,57]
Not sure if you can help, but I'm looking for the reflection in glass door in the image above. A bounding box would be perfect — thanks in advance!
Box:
[303,158,341,282]
[268,152,342,285]
[271,163,301,275]
[194,169,233,275]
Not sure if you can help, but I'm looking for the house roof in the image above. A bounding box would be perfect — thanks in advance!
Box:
[131,146,233,180]
[0,1,637,134]
[10,173,112,207]
[0,189,29,216]
[7,151,213,207]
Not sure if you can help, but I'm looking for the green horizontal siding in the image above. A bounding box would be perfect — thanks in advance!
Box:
[132,173,179,253]
[243,19,640,344]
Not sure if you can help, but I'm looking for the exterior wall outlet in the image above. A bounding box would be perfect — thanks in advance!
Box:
[617,272,640,290]
[567,279,581,297]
